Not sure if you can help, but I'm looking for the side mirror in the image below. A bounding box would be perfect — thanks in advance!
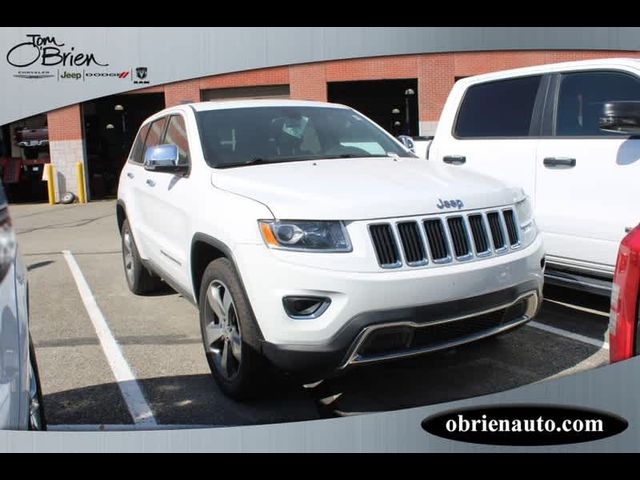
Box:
[397,135,415,153]
[599,101,640,135]
[143,144,187,173]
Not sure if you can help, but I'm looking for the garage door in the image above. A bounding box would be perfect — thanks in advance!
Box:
[201,85,290,101]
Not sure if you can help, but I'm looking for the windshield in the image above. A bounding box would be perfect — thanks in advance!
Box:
[195,106,415,168]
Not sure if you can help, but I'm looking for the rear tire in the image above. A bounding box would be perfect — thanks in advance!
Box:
[198,258,270,399]
[121,219,163,295]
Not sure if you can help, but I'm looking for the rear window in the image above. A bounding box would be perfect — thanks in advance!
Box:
[454,75,542,138]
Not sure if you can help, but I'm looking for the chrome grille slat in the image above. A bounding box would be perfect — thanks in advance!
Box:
[369,207,520,269]
[487,211,506,251]
[397,221,427,265]
[446,216,471,259]
[369,224,400,268]
[503,209,519,246]
[468,214,490,254]
[423,219,449,262]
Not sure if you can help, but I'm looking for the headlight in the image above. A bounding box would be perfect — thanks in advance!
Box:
[515,195,533,225]
[258,220,352,252]
[514,196,537,246]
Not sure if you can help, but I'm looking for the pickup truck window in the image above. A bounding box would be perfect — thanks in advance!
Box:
[195,106,414,168]
[556,71,640,137]
[454,75,542,138]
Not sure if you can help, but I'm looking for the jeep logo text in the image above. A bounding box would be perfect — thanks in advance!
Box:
[436,198,464,210]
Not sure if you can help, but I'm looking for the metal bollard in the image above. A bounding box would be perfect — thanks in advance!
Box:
[45,164,55,205]
[76,162,86,204]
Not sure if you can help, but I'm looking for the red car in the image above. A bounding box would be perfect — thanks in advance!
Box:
[14,127,49,148]
[610,225,640,362]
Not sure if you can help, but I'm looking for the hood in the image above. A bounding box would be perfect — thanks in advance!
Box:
[211,157,522,220]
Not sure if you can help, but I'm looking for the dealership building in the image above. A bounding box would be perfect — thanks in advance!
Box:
[2,28,639,203]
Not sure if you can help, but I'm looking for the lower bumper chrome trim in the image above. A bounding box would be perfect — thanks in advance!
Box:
[341,290,540,368]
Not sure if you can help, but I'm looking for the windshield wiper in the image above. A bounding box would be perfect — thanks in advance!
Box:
[243,158,272,166]
[324,154,396,159]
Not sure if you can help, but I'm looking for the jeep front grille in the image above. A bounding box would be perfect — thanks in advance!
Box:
[369,207,520,269]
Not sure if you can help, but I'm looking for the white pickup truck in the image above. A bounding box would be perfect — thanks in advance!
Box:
[429,58,640,296]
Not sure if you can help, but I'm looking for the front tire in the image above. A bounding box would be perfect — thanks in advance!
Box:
[28,336,46,431]
[199,258,268,399]
[121,219,163,295]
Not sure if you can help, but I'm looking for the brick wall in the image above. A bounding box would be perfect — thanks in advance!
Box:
[47,104,83,141]
[164,49,640,133]
[42,49,640,202]
[47,104,86,201]
[289,64,326,101]
[325,55,419,81]
[157,49,640,125]
[164,78,200,107]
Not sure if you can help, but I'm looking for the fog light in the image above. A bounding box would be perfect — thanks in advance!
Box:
[283,296,331,319]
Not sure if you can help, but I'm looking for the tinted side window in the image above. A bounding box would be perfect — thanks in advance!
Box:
[163,115,190,166]
[143,117,168,161]
[129,123,150,164]
[455,75,542,138]
[556,71,640,137]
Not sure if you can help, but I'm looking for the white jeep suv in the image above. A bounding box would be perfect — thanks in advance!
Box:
[117,100,545,398]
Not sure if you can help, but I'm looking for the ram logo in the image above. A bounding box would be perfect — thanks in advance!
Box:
[436,198,464,210]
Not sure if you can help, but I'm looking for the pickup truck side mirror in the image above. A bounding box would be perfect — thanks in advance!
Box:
[397,135,416,153]
[143,144,188,173]
[599,101,640,135]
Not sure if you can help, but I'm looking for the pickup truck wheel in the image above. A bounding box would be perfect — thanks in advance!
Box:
[121,219,163,295]
[199,258,268,399]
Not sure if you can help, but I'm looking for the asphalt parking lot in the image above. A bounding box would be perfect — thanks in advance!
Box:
[13,200,611,430]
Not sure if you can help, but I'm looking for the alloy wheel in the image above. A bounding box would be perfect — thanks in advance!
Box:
[203,280,242,380]
[122,227,135,285]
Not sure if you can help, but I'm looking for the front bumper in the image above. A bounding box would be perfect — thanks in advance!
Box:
[261,282,540,379]
[233,234,544,376]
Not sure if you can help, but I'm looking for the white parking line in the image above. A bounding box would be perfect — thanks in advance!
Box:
[528,320,609,350]
[62,250,157,426]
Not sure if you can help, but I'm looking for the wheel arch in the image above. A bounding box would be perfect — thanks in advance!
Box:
[190,234,237,304]
[190,233,265,343]
[116,200,127,234]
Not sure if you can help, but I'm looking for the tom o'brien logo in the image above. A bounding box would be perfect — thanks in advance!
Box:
[7,34,108,78]
[6,33,148,83]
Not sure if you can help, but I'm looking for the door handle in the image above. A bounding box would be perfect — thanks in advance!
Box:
[145,179,156,187]
[126,172,134,179]
[443,155,466,165]
[543,157,576,168]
